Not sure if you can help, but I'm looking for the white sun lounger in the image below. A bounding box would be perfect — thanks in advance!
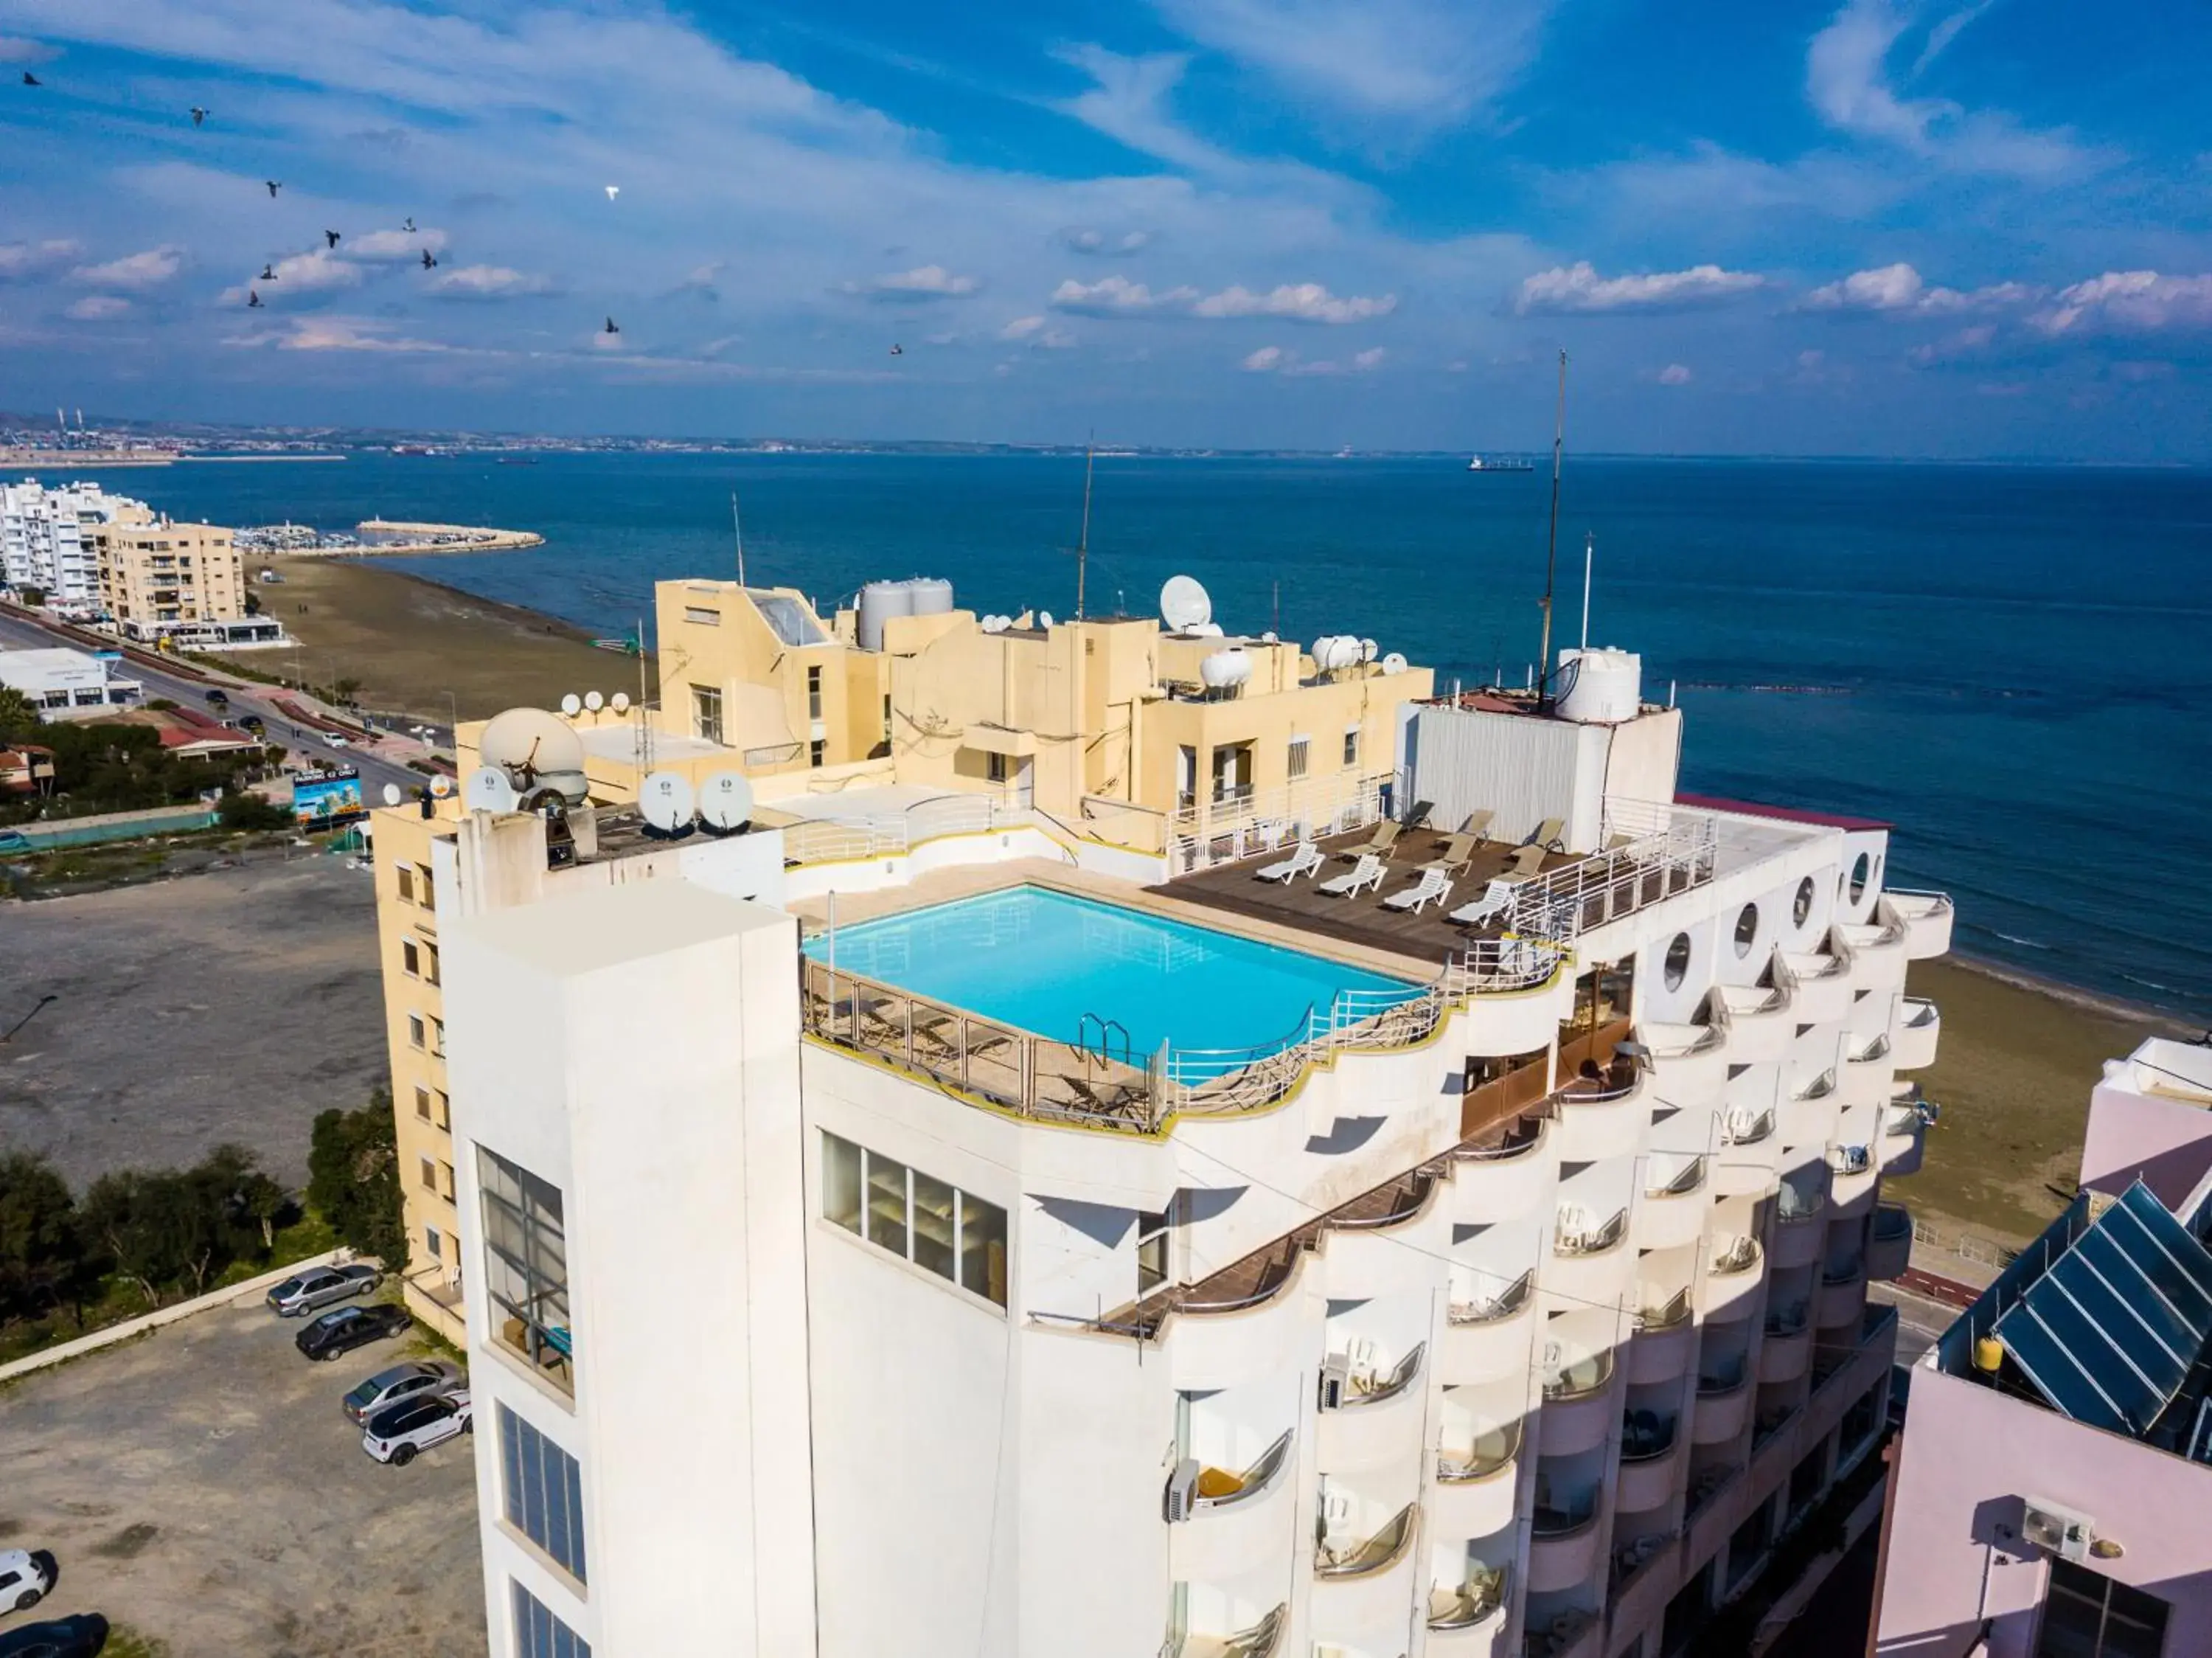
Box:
[1450,880,1520,927]
[1383,868,1453,913]
[1255,841,1323,883]
[1318,853,1385,898]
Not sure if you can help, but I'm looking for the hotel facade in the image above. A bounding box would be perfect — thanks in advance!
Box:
[368,579,1952,1658]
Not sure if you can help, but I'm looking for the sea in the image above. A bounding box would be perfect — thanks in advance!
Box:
[105,449,2212,1023]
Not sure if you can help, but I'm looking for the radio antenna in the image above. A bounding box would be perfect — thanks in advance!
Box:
[1075,435,1095,621]
[1536,348,1568,707]
[731,491,747,588]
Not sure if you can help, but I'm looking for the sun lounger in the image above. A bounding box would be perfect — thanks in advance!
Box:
[1400,800,1435,831]
[1343,819,1401,859]
[1458,808,1497,843]
[1450,888,1512,928]
[1255,841,1323,883]
[1423,830,1481,874]
[1499,843,1547,879]
[1318,853,1385,898]
[1523,816,1566,853]
[1383,868,1453,913]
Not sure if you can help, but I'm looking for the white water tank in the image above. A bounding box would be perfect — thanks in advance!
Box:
[1311,635,1360,673]
[1558,647,1643,724]
[857,580,914,651]
[908,577,954,619]
[1200,649,1253,691]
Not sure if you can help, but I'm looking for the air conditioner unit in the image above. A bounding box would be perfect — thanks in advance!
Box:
[1163,1459,1200,1524]
[2022,1496,2096,1563]
[1319,1355,1351,1411]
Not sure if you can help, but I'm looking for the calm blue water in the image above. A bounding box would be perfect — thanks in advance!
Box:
[799,886,1416,1057]
[93,450,2212,1020]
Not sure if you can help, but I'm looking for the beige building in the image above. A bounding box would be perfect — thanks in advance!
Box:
[94,517,246,634]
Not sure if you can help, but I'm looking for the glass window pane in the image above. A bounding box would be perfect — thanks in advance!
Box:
[866,1153,910,1257]
[961,1194,1008,1305]
[822,1132,862,1234]
[912,1173,956,1280]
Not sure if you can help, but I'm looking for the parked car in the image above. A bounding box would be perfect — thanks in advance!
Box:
[362,1389,473,1466]
[0,1614,108,1658]
[265,1263,381,1317]
[343,1361,465,1426]
[0,1550,56,1614]
[295,1302,412,1362]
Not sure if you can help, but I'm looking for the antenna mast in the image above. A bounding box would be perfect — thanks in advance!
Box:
[1580,531,1594,651]
[1075,436,1095,621]
[632,616,655,776]
[731,491,747,588]
[1537,349,1567,706]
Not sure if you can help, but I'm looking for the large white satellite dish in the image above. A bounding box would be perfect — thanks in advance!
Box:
[479,707,590,804]
[698,771,754,835]
[610,691,632,713]
[639,770,695,838]
[463,766,521,815]
[381,783,403,807]
[559,693,582,717]
[1159,574,1212,633]
[583,690,605,712]
[429,773,453,799]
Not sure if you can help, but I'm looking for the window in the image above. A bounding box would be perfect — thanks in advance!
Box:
[420,873,436,914]
[423,942,441,986]
[420,1156,439,1192]
[511,1581,590,1658]
[435,1089,451,1131]
[403,940,421,977]
[2035,1559,2170,1658]
[425,1226,442,1260]
[408,1014,427,1050]
[692,684,725,744]
[1287,737,1310,780]
[481,1148,573,1385]
[431,1017,445,1057]
[683,605,720,626]
[1848,851,1871,905]
[414,1086,433,1122]
[1733,904,1758,958]
[1792,876,1814,928]
[821,1131,1007,1308]
[1137,1209,1172,1294]
[986,752,1010,785]
[441,1161,456,1199]
[1663,932,1692,992]
[1342,726,1360,768]
[499,1405,588,1582]
[806,664,823,721]
[809,738,827,769]
[882,693,892,741]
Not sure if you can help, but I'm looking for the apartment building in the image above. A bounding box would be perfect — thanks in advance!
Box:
[1874,1037,2212,1658]
[0,478,151,606]
[94,516,247,637]
[394,602,1951,1658]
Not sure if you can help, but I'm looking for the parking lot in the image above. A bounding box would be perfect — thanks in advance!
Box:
[0,1294,485,1657]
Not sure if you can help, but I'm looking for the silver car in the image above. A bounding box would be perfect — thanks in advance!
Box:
[265,1262,382,1317]
[343,1361,465,1426]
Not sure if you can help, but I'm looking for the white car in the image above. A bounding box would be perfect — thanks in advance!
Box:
[362,1388,473,1465]
[321,733,350,749]
[0,1547,56,1614]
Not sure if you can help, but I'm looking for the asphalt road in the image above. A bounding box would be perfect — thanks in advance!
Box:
[0,608,428,800]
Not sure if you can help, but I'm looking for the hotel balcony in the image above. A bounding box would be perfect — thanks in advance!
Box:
[1866,1204,1913,1280]
[1638,1018,1728,1104]
[1547,1206,1632,1305]
[1448,1117,1555,1224]
[1815,1253,1867,1329]
[1526,1486,1604,1594]
[1778,945,1854,1024]
[1703,1235,1764,1322]
[1318,1342,1427,1468]
[1434,1421,1523,1540]
[1842,910,1908,991]
[1175,1603,1287,1658]
[1891,996,1941,1070]
[1716,982,1793,1064]
[1637,1155,1708,1251]
[1826,1142,1879,1216]
[1166,1430,1296,1582]
[1553,1064,1646,1164]
[1714,1110,1779,1198]
[1783,1066,1843,1149]
[1440,1269,1537,1385]
[1770,1188,1828,1270]
[1877,1097,1929,1176]
[1537,1346,1619,1456]
[1885,889,1954,959]
[1425,1563,1510,1652]
[1615,1407,1683,1511]
[1627,1285,1696,1383]
[1692,1353,1753,1443]
[1759,1300,1812,1385]
[1312,1502,1420,1630]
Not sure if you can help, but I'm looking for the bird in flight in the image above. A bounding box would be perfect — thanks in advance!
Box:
[402,217,417,233]
[603,316,620,335]
[420,248,438,270]
[889,343,903,355]
[260,263,276,280]
[265,180,281,197]
[189,106,208,126]
[21,72,41,87]
[247,290,263,308]
[324,229,341,249]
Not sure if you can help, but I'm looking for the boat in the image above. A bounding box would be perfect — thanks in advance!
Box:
[1467,454,1535,473]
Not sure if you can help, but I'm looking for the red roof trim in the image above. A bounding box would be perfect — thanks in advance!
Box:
[1676,793,1893,833]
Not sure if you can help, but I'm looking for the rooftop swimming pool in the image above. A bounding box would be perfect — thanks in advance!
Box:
[802,886,1419,1061]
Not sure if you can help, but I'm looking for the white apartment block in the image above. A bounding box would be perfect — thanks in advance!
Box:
[420,657,1951,1658]
[0,479,150,606]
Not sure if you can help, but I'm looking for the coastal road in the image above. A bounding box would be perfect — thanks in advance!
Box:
[0,608,431,800]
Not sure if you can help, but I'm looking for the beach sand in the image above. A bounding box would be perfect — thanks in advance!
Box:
[214,555,650,724]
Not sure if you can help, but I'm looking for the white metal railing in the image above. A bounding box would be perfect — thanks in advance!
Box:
[1190,1429,1294,1513]
[1646,1154,1708,1199]
[1722,1107,1776,1147]
[1509,801,1719,939]
[1554,1207,1629,1256]
[1635,1285,1694,1331]
[779,793,1020,866]
[1829,1144,1873,1176]
[1448,1269,1534,1325]
[1166,772,1394,875]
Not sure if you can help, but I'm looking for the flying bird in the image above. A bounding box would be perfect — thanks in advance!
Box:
[603,316,619,335]
[265,180,281,197]
[402,217,416,232]
[21,72,41,88]
[260,263,276,280]
[888,343,903,355]
[189,106,208,127]
[604,185,619,201]
[247,290,262,308]
[324,229,341,249]
[420,249,437,270]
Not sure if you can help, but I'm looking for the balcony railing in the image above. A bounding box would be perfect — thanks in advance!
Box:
[1620,1407,1679,1462]
[1823,1255,1865,1286]
[1778,1185,1828,1224]
[1871,1204,1913,1243]
[1315,1502,1418,1579]
[1183,1429,1294,1515]
[1531,1489,1601,1538]
[1438,1421,1523,1483]
[1764,1300,1810,1338]
[1847,1031,1893,1064]
[1697,1353,1750,1395]
[1166,771,1394,875]
[1645,1154,1707,1199]
[1448,1269,1533,1325]
[1711,1235,1761,1276]
[1635,1285,1694,1332]
[1168,1603,1286,1658]
[1722,1109,1775,1147]
[1554,1207,1629,1257]
[1504,800,1719,940]
[1323,1342,1425,1409]
[1794,1069,1838,1102]
[1542,1347,1616,1401]
[1828,1144,1873,1176]
[1427,1563,1509,1629]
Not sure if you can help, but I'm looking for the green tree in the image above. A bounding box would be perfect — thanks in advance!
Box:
[79,1144,282,1307]
[0,1152,91,1325]
[0,687,39,746]
[308,1091,406,1266]
[218,790,289,831]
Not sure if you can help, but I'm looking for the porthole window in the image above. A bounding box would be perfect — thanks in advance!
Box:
[1733,903,1759,957]
[1869,854,1883,895]
[1848,852,1871,905]
[1792,877,1814,929]
[1663,932,1692,992]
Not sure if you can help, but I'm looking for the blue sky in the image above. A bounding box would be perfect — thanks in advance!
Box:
[1,0,2207,457]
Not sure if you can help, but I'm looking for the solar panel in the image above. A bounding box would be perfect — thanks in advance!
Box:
[1996,1180,2212,1437]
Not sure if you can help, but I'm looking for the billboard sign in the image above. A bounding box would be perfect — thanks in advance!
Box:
[293,771,365,827]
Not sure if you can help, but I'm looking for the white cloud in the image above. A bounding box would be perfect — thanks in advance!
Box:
[1192,282,1396,323]
[1062,228,1152,257]
[218,248,364,304]
[347,227,450,262]
[1240,345,1285,372]
[1240,343,1385,375]
[1801,262,2040,316]
[855,263,980,299]
[1352,346,1385,370]
[1513,261,1765,315]
[1806,0,2109,180]
[65,295,131,321]
[225,316,457,354]
[1001,315,1046,339]
[2031,272,2212,337]
[1054,46,1237,174]
[0,35,55,63]
[0,239,84,281]
[430,264,553,299]
[73,245,185,290]
[1657,362,1693,385]
[1049,274,1198,316]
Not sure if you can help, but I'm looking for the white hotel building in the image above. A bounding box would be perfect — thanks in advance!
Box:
[420,639,1950,1658]
[0,478,147,606]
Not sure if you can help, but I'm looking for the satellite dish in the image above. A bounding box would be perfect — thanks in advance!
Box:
[1190,620,1225,638]
[1380,651,1409,676]
[429,774,453,799]
[560,693,582,716]
[639,770,695,839]
[1260,630,1279,643]
[583,690,605,712]
[1159,575,1212,633]
[1037,610,1055,628]
[463,766,520,815]
[1358,637,1378,663]
[610,691,631,712]
[698,771,754,835]
[381,783,403,807]
[479,707,590,804]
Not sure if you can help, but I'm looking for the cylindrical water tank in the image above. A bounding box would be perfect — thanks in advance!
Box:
[1557,647,1643,724]
[907,577,954,618]
[857,580,914,651]
[1311,635,1360,673]
[1200,649,1252,690]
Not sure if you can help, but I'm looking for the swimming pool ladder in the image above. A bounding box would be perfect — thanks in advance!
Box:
[1077,1012,1133,1068]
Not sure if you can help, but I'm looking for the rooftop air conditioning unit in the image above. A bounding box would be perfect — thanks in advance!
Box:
[1163,1459,1200,1524]
[2022,1496,2096,1563]
[1318,1355,1351,1412]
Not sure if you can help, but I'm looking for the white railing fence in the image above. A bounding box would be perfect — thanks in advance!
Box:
[1166,772,1395,875]
[779,793,1021,866]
